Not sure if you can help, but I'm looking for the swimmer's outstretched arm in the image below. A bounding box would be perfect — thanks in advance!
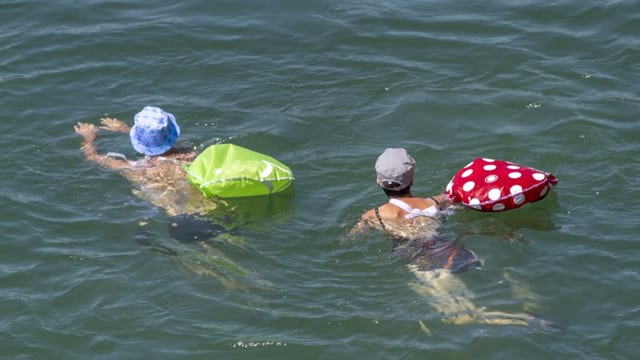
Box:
[99,117,130,133]
[74,122,132,170]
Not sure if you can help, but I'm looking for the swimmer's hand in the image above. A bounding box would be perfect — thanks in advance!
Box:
[100,117,130,133]
[74,122,98,143]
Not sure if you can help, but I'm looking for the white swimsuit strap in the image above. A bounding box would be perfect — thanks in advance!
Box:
[107,151,144,167]
[389,198,439,219]
[388,198,415,213]
[106,153,176,168]
[106,152,128,161]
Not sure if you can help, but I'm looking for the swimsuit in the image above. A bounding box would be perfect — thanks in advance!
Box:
[107,152,179,167]
[374,197,441,230]
[406,238,481,274]
[167,214,229,244]
[388,198,440,219]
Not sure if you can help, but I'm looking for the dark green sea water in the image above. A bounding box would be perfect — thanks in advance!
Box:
[1,1,639,359]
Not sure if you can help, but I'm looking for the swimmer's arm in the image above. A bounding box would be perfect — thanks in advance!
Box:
[347,210,375,238]
[430,193,453,209]
[99,117,130,133]
[74,122,132,170]
[348,219,368,237]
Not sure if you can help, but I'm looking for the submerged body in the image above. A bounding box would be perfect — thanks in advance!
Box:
[354,197,540,326]
[121,153,219,217]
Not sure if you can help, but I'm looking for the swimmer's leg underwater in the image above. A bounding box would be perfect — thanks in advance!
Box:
[408,267,563,329]
[133,216,265,291]
[409,267,534,326]
[405,239,562,330]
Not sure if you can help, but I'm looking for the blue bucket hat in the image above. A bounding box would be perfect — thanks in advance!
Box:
[129,106,180,156]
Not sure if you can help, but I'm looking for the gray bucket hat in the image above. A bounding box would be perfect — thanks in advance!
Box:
[375,148,416,191]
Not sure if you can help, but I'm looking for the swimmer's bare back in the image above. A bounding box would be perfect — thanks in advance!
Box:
[74,118,215,217]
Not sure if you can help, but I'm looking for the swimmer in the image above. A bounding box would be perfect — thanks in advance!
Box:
[75,106,255,289]
[349,148,451,241]
[74,106,216,217]
[349,148,551,328]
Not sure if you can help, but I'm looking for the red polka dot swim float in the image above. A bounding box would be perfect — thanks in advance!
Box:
[445,158,558,212]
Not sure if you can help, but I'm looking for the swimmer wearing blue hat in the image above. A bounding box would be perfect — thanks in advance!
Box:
[74,106,207,213]
[75,107,253,289]
[76,106,220,215]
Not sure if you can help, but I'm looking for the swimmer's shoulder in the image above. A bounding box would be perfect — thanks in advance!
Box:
[376,202,408,220]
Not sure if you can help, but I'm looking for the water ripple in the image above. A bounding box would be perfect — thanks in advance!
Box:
[2,0,639,358]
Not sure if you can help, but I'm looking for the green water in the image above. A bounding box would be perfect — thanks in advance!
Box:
[1,1,639,359]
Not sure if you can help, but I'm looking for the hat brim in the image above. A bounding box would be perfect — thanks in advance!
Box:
[131,138,175,156]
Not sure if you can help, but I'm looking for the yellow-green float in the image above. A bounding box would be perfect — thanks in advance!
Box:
[186,144,295,198]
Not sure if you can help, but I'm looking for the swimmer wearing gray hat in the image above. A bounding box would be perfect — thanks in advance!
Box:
[348,148,558,330]
[350,148,450,240]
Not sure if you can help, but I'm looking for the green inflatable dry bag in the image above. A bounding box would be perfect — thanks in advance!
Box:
[185,144,295,198]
